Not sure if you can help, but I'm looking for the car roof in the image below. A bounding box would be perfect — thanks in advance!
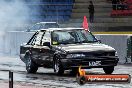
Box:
[36,22,58,24]
[40,28,85,31]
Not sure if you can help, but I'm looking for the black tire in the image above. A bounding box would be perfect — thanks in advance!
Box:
[25,54,38,73]
[53,57,64,75]
[103,66,114,74]
[77,76,87,85]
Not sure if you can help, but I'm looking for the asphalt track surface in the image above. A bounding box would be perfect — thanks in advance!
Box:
[0,54,132,88]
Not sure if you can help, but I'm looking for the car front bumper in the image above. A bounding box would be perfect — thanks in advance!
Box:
[61,56,119,69]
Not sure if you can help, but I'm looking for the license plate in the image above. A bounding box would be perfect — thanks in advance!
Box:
[89,61,101,66]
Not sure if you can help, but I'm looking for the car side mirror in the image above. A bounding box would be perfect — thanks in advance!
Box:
[97,40,101,43]
[43,42,50,47]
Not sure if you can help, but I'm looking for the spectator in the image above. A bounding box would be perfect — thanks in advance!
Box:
[115,0,129,10]
[88,1,94,23]
[118,0,124,10]
[123,0,129,10]
[112,0,120,10]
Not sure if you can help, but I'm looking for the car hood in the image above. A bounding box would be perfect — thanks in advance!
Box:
[56,43,115,53]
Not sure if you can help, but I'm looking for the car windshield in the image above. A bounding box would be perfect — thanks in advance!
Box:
[52,29,98,45]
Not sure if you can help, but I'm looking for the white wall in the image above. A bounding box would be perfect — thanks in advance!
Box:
[3,31,34,55]
[0,32,5,53]
[96,35,128,63]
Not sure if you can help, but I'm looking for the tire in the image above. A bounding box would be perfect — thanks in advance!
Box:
[53,57,64,75]
[103,66,114,74]
[25,54,38,73]
[76,76,87,85]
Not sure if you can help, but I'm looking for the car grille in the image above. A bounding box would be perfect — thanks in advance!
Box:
[85,52,115,57]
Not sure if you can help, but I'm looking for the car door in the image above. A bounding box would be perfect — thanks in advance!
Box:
[30,31,46,65]
[40,31,54,68]
[29,30,53,68]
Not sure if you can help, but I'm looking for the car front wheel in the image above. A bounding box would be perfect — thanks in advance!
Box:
[54,57,64,75]
[103,66,114,74]
[25,54,38,73]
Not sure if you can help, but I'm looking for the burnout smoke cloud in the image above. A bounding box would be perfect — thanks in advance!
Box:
[0,0,30,31]
[0,0,37,53]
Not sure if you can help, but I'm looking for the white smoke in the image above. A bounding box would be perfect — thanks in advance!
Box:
[0,0,36,54]
[0,0,31,31]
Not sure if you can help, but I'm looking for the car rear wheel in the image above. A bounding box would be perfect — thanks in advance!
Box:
[103,66,114,74]
[54,57,64,75]
[25,54,38,73]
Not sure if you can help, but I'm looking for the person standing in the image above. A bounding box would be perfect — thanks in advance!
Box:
[112,0,120,10]
[88,1,94,23]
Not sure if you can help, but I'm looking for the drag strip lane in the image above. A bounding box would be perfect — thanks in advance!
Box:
[0,55,131,88]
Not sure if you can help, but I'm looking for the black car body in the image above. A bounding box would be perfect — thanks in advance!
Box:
[20,28,119,75]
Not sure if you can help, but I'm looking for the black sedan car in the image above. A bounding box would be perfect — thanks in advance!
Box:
[20,28,119,75]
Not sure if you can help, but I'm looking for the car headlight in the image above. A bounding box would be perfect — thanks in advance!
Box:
[66,54,85,58]
[115,51,118,57]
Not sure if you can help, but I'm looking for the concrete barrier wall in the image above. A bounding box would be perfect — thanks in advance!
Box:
[0,32,5,53]
[3,31,34,55]
[0,31,130,63]
[96,35,128,63]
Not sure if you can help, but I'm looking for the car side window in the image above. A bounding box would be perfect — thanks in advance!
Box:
[41,31,51,45]
[35,31,45,45]
[27,32,38,45]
